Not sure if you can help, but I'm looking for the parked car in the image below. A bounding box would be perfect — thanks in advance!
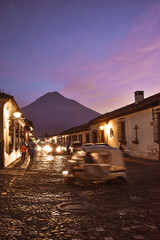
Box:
[62,145,127,184]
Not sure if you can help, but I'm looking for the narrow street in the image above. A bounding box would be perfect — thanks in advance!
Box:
[0,151,160,240]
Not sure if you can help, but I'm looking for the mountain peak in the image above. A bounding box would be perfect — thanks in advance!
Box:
[48,91,59,94]
[35,91,66,103]
[21,92,101,136]
[46,91,62,96]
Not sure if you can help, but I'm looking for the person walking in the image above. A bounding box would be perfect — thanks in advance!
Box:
[21,144,27,160]
[29,147,35,161]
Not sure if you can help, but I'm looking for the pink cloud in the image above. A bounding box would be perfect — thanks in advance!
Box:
[61,2,160,113]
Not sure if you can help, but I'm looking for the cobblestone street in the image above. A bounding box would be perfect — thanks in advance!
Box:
[0,152,160,240]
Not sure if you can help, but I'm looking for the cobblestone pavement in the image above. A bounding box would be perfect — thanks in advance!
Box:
[0,151,160,240]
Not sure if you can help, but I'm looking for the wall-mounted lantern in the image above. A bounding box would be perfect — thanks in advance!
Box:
[99,125,104,130]
[8,111,24,120]
[13,111,22,119]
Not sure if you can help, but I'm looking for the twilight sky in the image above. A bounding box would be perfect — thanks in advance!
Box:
[0,0,160,114]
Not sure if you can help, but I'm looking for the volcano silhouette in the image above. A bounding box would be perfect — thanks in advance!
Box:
[21,91,100,136]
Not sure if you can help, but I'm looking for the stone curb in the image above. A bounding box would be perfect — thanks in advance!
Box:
[124,157,160,166]
[0,156,30,175]
[20,156,30,170]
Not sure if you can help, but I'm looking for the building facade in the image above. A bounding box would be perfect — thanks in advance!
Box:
[59,123,90,146]
[57,91,160,161]
[0,93,33,168]
[89,91,160,160]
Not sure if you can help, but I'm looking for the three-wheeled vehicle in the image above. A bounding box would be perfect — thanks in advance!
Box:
[62,145,127,184]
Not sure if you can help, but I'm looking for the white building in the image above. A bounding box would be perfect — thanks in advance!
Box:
[0,93,32,168]
[61,123,90,145]
[58,91,160,161]
[89,91,160,160]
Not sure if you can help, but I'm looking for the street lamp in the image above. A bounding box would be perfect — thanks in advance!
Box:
[99,125,104,130]
[13,111,22,119]
[8,111,24,120]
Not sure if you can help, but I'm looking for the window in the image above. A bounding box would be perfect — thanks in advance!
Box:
[72,135,77,141]
[110,128,114,138]
[153,110,160,142]
[117,118,126,145]
[92,130,98,143]
[79,134,82,143]
[90,152,99,162]
[99,130,105,142]
[100,153,111,164]
[15,123,19,151]
[86,133,90,143]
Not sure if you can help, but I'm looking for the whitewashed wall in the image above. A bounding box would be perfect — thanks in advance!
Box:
[3,101,25,167]
[70,130,90,144]
[124,109,158,160]
[89,108,159,160]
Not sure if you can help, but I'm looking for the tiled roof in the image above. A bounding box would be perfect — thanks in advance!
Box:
[0,92,14,99]
[24,118,34,129]
[0,92,20,109]
[0,92,34,128]
[89,92,160,124]
[0,92,25,117]
[60,123,90,135]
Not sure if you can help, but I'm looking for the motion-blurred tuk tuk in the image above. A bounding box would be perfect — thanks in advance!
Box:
[62,145,127,184]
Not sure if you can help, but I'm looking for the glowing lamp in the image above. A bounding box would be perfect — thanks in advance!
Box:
[62,171,69,176]
[13,111,22,118]
[56,146,61,153]
[100,125,104,130]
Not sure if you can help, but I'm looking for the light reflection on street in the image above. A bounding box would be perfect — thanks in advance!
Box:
[47,155,53,161]
[29,150,70,173]
[53,155,65,173]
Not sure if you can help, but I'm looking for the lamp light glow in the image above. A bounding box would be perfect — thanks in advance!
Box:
[100,125,104,130]
[13,111,22,118]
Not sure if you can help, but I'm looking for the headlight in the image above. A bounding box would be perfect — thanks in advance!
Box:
[37,146,41,151]
[43,145,52,153]
[62,170,69,176]
[56,146,61,152]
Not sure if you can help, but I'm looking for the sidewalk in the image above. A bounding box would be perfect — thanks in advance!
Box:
[0,155,30,175]
[124,156,160,166]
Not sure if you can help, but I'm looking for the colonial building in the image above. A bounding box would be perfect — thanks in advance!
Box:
[60,123,90,145]
[57,91,160,161]
[0,93,33,168]
[89,91,160,160]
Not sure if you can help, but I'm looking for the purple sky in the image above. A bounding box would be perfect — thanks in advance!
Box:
[0,0,160,113]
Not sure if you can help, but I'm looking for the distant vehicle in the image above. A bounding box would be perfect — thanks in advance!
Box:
[62,145,127,184]
[36,142,69,155]
[37,143,53,153]
[69,141,83,154]
[55,143,68,154]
